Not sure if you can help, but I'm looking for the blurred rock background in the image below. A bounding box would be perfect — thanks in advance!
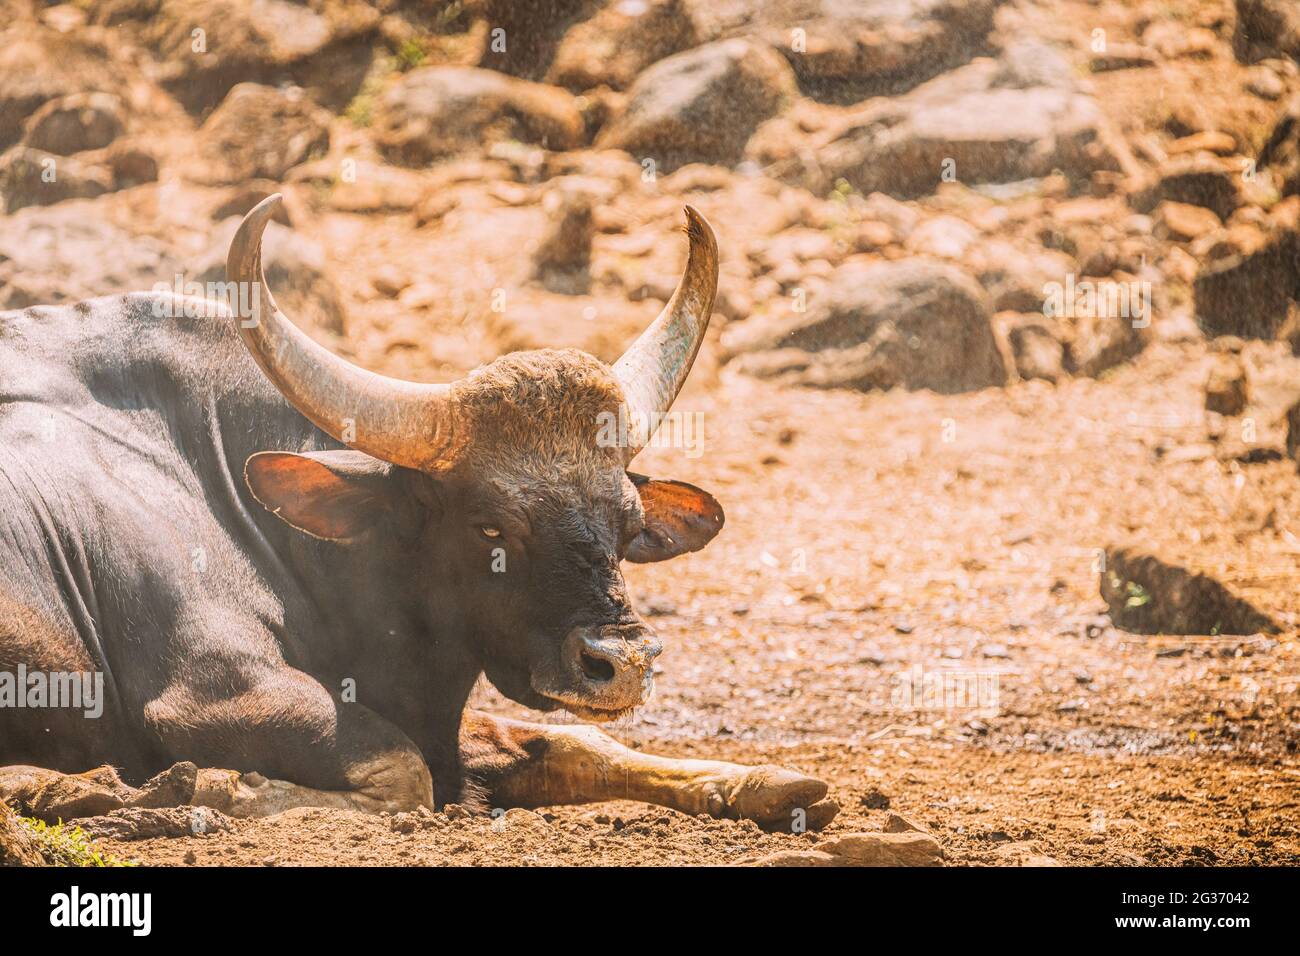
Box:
[0,0,1293,395]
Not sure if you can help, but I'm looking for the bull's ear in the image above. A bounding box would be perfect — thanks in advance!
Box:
[244,450,394,541]
[625,473,724,563]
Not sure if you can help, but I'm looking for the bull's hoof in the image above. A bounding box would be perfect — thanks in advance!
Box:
[707,765,838,830]
[130,762,199,809]
[0,762,202,822]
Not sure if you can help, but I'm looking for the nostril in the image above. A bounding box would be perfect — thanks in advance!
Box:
[579,650,616,683]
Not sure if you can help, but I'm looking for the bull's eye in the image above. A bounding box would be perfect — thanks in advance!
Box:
[479,525,502,539]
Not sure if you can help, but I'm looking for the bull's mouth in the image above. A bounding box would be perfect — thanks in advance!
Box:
[531,673,654,724]
[534,690,641,724]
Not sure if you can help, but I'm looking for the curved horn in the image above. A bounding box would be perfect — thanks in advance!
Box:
[225,195,461,471]
[612,205,718,463]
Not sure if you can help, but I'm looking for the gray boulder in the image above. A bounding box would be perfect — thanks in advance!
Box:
[0,23,119,149]
[723,258,1008,393]
[0,147,112,212]
[21,92,125,155]
[87,0,380,112]
[753,45,1120,198]
[685,0,1001,100]
[1234,0,1300,63]
[596,38,797,171]
[374,67,585,166]
[193,84,331,185]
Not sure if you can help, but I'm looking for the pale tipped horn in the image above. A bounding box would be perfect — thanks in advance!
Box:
[612,205,718,463]
[225,194,462,471]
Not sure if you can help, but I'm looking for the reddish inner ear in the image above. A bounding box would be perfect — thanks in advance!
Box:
[245,452,384,540]
[627,475,725,562]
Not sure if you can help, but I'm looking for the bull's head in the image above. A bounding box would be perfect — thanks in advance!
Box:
[226,195,723,721]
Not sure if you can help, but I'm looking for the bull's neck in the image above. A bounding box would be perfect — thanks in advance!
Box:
[278,531,450,663]
[275,530,482,752]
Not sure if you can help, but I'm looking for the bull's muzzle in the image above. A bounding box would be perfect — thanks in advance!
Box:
[557,623,662,718]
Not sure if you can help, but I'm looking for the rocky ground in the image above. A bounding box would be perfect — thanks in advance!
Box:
[2,0,1300,865]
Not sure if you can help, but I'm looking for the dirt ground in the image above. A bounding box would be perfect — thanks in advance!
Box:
[5,0,1300,866]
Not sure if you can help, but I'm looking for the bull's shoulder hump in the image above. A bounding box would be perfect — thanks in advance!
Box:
[1,291,235,345]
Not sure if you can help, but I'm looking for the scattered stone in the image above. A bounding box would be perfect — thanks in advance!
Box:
[993,840,1060,866]
[370,266,410,299]
[1143,22,1218,60]
[288,158,428,214]
[21,91,124,155]
[974,240,1076,313]
[0,146,111,212]
[1157,200,1223,241]
[547,0,698,91]
[1133,155,1241,221]
[474,0,596,81]
[1166,131,1238,156]
[499,808,552,836]
[860,788,891,810]
[820,831,943,865]
[1067,305,1146,378]
[724,259,1008,394]
[0,23,119,148]
[374,67,584,166]
[597,38,796,171]
[905,215,979,259]
[752,45,1121,198]
[883,812,929,834]
[685,0,1000,100]
[1205,353,1250,415]
[103,140,159,189]
[641,596,679,617]
[193,84,331,185]
[1234,0,1300,63]
[1245,65,1286,100]
[1284,397,1300,462]
[533,183,595,292]
[100,0,380,112]
[1259,93,1300,197]
[1007,319,1067,382]
[750,830,943,866]
[211,181,294,226]
[1100,547,1280,635]
[1090,44,1158,72]
[388,806,441,834]
[1194,230,1300,338]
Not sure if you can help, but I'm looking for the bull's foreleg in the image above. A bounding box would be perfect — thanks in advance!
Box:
[145,668,434,819]
[460,711,839,831]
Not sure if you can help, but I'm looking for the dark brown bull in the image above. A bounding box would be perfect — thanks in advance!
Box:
[0,196,836,829]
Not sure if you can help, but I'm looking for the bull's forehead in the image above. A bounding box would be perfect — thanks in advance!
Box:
[453,348,630,474]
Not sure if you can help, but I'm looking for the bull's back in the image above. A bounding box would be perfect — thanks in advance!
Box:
[0,293,322,774]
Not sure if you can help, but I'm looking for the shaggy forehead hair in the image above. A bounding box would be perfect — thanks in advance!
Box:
[449,348,629,489]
